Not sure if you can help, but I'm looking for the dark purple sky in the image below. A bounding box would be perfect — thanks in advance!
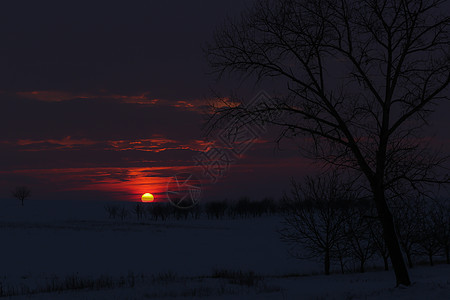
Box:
[0,1,448,202]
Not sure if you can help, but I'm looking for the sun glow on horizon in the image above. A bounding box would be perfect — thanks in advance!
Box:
[141,193,154,202]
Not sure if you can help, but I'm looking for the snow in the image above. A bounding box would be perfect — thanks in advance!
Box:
[0,199,449,299]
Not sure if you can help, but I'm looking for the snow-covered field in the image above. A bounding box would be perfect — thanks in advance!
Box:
[0,200,449,299]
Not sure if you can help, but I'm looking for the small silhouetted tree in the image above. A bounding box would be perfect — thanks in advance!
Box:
[432,198,450,264]
[392,198,423,268]
[279,173,354,275]
[189,203,202,219]
[174,207,189,220]
[205,201,228,219]
[119,206,128,221]
[333,238,351,274]
[234,197,252,218]
[344,206,375,273]
[105,204,119,219]
[12,186,31,206]
[133,203,145,220]
[368,216,390,271]
[415,201,443,266]
[261,197,278,215]
[148,203,171,221]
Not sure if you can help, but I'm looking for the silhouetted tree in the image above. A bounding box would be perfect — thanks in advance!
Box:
[147,203,171,221]
[260,197,278,215]
[173,207,189,220]
[279,173,354,275]
[105,204,119,219]
[233,197,252,218]
[205,201,228,219]
[189,203,203,219]
[118,206,128,221]
[432,198,450,264]
[207,0,449,285]
[367,216,390,271]
[133,203,145,220]
[415,200,443,266]
[344,206,375,273]
[12,186,31,206]
[392,198,422,268]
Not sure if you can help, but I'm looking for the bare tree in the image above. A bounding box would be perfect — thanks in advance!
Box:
[189,203,202,219]
[133,203,145,220]
[279,173,354,275]
[368,216,390,271]
[12,186,31,206]
[207,0,449,286]
[344,206,376,273]
[392,197,423,268]
[415,199,446,266]
[205,201,228,219]
[147,203,171,221]
[394,197,448,266]
[432,198,450,264]
[105,204,119,219]
[118,206,128,221]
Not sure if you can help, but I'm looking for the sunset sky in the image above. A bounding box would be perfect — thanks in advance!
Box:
[0,1,310,202]
[0,1,449,202]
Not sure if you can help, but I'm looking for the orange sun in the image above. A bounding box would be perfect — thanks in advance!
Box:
[141,193,154,202]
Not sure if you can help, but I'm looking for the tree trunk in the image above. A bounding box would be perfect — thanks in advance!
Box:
[374,190,411,286]
[405,251,414,268]
[335,244,346,274]
[383,256,389,271]
[445,247,450,264]
[429,254,433,266]
[360,261,365,273]
[445,246,449,264]
[339,254,345,274]
[324,249,330,275]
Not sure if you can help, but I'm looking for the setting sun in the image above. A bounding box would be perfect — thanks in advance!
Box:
[141,193,154,202]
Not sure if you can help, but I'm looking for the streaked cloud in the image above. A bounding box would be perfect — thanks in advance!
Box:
[2,166,194,201]
[2,135,211,154]
[13,90,239,114]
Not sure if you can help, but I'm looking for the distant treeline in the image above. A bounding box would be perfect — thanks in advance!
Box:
[104,197,283,221]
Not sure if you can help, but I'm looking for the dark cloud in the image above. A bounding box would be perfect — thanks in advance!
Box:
[0,94,203,141]
[0,1,249,98]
